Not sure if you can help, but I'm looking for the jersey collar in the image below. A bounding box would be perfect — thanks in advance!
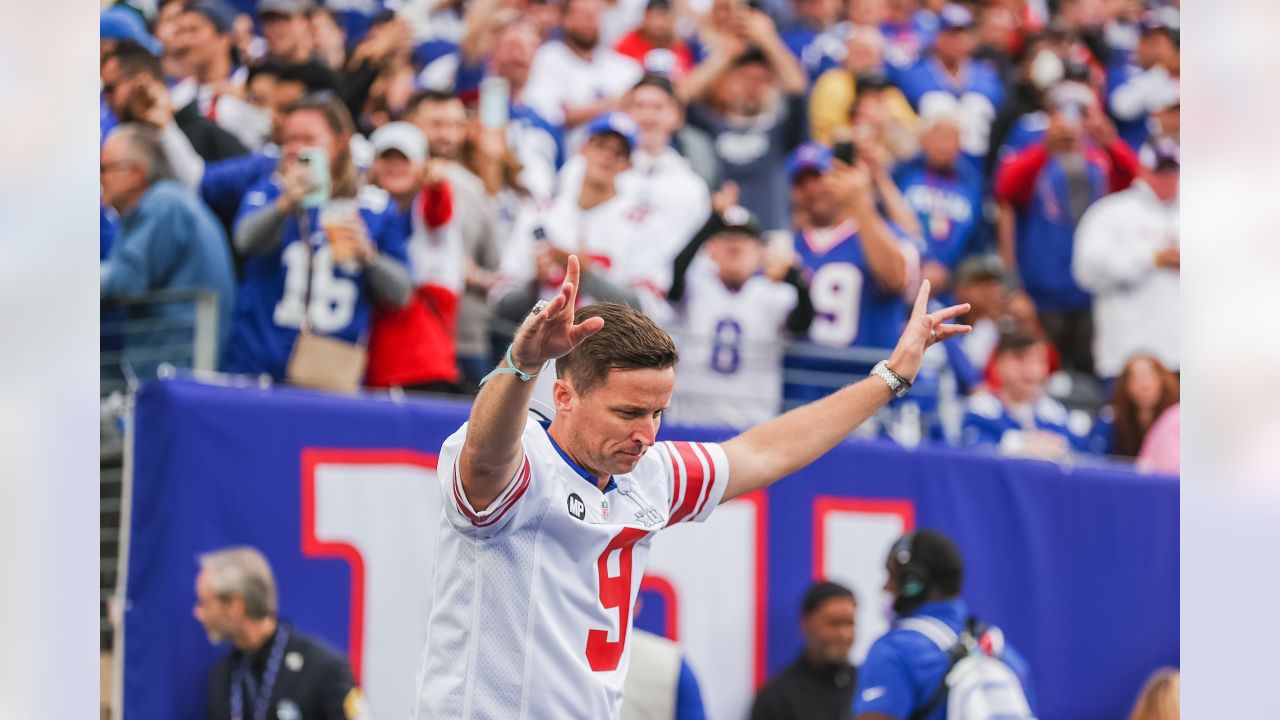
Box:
[540,420,618,493]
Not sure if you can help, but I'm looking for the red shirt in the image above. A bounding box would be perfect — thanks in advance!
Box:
[614,32,694,77]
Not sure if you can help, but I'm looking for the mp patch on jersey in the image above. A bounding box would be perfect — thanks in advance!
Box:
[567,493,586,520]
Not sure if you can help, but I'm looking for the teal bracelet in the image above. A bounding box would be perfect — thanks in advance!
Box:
[479,345,543,386]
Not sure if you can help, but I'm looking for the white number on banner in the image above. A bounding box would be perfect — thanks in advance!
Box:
[809,262,863,347]
[813,498,915,663]
[645,493,765,720]
[273,242,359,333]
[304,452,442,720]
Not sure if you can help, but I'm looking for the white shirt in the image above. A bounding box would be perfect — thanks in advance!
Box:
[414,416,730,719]
[558,148,712,262]
[494,187,674,318]
[523,41,643,150]
[1071,181,1179,378]
[667,257,797,429]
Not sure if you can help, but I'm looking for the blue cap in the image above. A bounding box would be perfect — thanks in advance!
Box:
[189,0,238,34]
[101,6,163,56]
[938,3,974,30]
[585,112,639,152]
[787,142,833,182]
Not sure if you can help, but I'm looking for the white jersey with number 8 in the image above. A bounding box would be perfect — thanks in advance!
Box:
[413,415,729,719]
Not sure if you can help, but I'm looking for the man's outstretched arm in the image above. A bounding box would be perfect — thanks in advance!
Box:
[719,281,970,502]
[459,256,604,509]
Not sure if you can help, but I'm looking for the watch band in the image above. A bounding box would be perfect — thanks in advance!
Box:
[870,360,912,398]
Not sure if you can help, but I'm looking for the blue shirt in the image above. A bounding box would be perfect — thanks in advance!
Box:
[960,390,1093,453]
[853,599,1036,720]
[794,223,910,350]
[1012,153,1106,312]
[101,181,237,374]
[200,149,280,232]
[222,181,410,380]
[893,158,984,269]
[896,57,1005,163]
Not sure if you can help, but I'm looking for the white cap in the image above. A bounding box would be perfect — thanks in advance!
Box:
[369,122,428,164]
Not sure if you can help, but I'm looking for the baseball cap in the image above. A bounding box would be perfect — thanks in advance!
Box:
[938,3,974,31]
[855,70,893,94]
[188,0,238,33]
[370,122,427,163]
[585,112,639,152]
[101,6,163,56]
[954,254,1007,285]
[646,0,672,10]
[258,0,315,17]
[1139,138,1179,171]
[787,142,833,183]
[717,204,763,240]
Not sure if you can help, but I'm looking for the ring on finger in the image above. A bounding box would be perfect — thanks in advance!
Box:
[531,299,550,316]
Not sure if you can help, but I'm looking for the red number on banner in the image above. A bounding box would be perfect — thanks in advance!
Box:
[586,527,648,671]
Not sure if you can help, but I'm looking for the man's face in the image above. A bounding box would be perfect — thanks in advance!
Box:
[921,121,961,170]
[554,367,676,476]
[846,36,883,74]
[581,133,631,187]
[848,0,887,25]
[640,7,676,45]
[954,277,1002,319]
[795,0,840,27]
[934,27,975,65]
[372,150,419,197]
[412,100,466,161]
[100,133,147,213]
[171,11,224,73]
[707,233,764,288]
[491,25,539,88]
[100,56,141,118]
[155,0,186,49]
[722,62,774,117]
[802,596,857,665]
[282,108,340,163]
[192,569,242,645]
[793,171,842,227]
[563,0,602,51]
[262,12,310,60]
[1144,166,1179,202]
[623,86,679,145]
[996,343,1049,402]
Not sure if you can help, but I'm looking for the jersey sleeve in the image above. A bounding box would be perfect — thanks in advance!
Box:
[436,418,549,539]
[852,638,915,718]
[656,441,730,527]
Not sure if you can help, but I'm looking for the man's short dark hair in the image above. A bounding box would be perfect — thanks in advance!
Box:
[105,41,164,81]
[801,581,856,616]
[898,529,964,599]
[732,46,770,70]
[407,89,461,116]
[275,60,340,94]
[633,73,679,103]
[993,329,1044,358]
[556,303,679,396]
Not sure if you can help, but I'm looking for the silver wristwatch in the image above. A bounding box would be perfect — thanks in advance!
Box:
[870,360,912,398]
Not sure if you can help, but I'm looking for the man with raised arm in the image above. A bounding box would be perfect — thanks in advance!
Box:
[413,255,969,720]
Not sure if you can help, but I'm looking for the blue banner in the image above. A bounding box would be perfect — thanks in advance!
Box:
[122,378,1177,720]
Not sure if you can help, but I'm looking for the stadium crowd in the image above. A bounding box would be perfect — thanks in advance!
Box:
[99,0,1180,468]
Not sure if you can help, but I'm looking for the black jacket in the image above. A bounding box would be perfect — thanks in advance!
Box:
[206,622,361,720]
[175,102,248,163]
[750,654,858,720]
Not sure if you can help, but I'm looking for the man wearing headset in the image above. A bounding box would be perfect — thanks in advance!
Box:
[853,529,1037,720]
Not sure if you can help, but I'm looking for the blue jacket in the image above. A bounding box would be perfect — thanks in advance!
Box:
[960,390,1094,453]
[854,599,1037,720]
[101,181,236,375]
[893,157,984,269]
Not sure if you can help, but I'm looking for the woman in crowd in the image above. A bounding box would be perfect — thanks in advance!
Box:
[1095,353,1179,458]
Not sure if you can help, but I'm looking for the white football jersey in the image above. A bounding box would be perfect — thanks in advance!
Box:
[414,415,730,720]
[493,190,674,318]
[666,257,798,428]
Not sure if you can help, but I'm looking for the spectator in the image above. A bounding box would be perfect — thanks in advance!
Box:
[309,6,348,71]
[621,628,708,720]
[1108,10,1179,150]
[493,113,671,322]
[1094,354,1179,459]
[682,9,809,231]
[364,122,465,392]
[808,27,916,146]
[895,3,1005,164]
[168,1,250,135]
[339,15,416,134]
[258,0,317,64]
[666,191,814,429]
[405,91,502,393]
[102,42,248,163]
[100,124,236,376]
[844,72,920,165]
[985,32,1070,178]
[893,97,984,292]
[614,0,695,78]
[779,0,843,80]
[100,5,162,62]
[153,0,191,80]
[222,94,412,384]
[750,581,858,720]
[1128,668,1180,720]
[790,142,916,350]
[994,83,1138,376]
[1072,139,1178,382]
[960,329,1091,459]
[854,530,1037,720]
[876,0,936,79]
[523,0,644,147]
[194,546,367,720]
[972,2,1019,86]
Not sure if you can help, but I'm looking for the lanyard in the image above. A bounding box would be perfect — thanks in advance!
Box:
[230,624,290,720]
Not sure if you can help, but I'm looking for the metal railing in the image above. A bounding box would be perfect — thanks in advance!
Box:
[101,288,220,397]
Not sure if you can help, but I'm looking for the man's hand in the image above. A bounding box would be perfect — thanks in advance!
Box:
[1082,104,1118,148]
[510,255,605,370]
[827,160,875,214]
[711,181,740,216]
[886,279,971,382]
[125,78,174,129]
